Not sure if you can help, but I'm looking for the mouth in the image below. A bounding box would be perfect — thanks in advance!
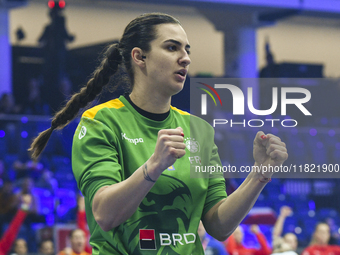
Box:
[175,69,187,78]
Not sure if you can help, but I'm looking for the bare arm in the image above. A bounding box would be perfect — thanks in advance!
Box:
[252,225,272,255]
[0,194,32,254]
[203,171,267,241]
[203,131,288,241]
[273,206,292,239]
[92,127,186,231]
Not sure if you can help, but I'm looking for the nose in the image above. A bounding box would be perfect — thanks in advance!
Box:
[179,51,191,67]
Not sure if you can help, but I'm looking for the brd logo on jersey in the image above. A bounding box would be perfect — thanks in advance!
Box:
[185,137,200,153]
[139,229,156,250]
[159,233,196,246]
[139,229,196,250]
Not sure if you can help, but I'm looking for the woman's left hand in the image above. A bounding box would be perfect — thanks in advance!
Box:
[253,131,288,177]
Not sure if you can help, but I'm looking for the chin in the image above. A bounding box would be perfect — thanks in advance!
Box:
[171,82,185,95]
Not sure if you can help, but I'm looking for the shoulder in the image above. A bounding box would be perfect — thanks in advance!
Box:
[329,245,340,251]
[170,106,214,134]
[82,98,126,120]
[170,106,190,116]
[77,98,128,133]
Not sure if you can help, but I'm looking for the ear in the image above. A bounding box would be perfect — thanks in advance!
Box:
[131,47,146,67]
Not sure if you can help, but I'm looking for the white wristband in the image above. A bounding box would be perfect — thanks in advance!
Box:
[21,204,30,211]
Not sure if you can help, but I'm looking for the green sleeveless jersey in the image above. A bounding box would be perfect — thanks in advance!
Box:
[72,95,227,255]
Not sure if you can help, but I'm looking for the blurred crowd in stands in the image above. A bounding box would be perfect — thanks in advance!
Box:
[0,75,74,116]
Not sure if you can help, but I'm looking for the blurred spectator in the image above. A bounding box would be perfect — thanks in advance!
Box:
[77,196,91,254]
[14,177,46,244]
[225,225,271,255]
[271,237,298,255]
[39,239,54,255]
[326,218,340,245]
[302,222,340,255]
[0,160,9,188]
[60,76,73,100]
[59,193,82,223]
[15,178,38,214]
[39,227,53,243]
[36,169,58,194]
[11,238,28,255]
[57,229,90,255]
[198,221,227,255]
[0,181,20,219]
[0,194,32,255]
[272,206,298,252]
[0,181,19,237]
[13,155,44,183]
[0,93,21,114]
[23,78,44,115]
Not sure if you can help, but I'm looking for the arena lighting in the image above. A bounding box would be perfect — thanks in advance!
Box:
[21,116,28,123]
[48,0,55,8]
[294,227,302,234]
[59,0,65,8]
[21,131,28,139]
[48,0,65,9]
[309,128,317,136]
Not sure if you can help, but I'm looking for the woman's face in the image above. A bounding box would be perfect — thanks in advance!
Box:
[142,23,191,97]
[40,240,54,255]
[314,223,330,245]
[14,239,27,255]
[71,229,86,253]
[284,233,298,251]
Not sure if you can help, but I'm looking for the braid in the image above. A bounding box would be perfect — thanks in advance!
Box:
[29,13,181,160]
[29,43,122,160]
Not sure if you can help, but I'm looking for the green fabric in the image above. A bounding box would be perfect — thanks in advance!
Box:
[72,95,227,255]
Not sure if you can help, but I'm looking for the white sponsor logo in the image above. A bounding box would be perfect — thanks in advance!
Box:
[159,233,196,246]
[121,133,144,145]
[78,126,87,139]
[188,156,202,165]
[185,137,200,153]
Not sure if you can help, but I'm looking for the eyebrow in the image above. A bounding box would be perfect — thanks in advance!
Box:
[164,39,191,49]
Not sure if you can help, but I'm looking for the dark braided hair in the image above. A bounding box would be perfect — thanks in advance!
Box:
[29,13,181,160]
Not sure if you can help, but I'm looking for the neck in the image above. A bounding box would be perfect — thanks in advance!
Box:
[130,86,171,114]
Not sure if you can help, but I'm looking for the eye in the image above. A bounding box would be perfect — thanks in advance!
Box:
[168,45,177,51]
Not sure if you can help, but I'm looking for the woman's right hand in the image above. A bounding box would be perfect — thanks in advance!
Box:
[149,127,186,174]
[92,127,187,230]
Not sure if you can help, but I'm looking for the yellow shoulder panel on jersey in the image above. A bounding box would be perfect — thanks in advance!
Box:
[82,99,125,119]
[170,106,190,115]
